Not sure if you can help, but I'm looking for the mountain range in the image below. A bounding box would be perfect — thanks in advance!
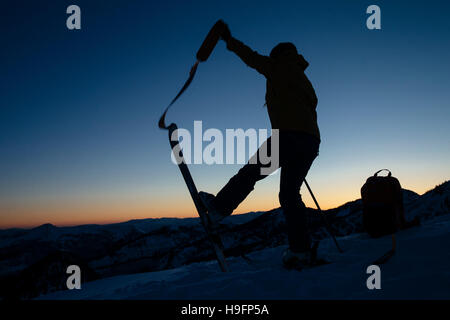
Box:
[0,180,448,299]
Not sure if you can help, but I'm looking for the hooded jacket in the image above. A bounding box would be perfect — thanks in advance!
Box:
[226,37,320,141]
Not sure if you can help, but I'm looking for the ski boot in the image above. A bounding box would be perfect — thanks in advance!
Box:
[282,241,329,270]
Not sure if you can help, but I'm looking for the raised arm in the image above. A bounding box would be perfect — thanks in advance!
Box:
[225,37,272,77]
[219,21,272,77]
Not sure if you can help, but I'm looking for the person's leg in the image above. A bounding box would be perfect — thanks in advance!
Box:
[213,137,278,216]
[279,131,319,253]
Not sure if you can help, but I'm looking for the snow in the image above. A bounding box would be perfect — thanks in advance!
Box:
[38,213,450,300]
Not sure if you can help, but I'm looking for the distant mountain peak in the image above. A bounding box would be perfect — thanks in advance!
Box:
[33,223,56,230]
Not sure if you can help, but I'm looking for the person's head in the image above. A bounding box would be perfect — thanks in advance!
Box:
[270,42,309,70]
[270,42,298,59]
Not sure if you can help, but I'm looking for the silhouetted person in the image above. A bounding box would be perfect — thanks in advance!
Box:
[200,21,321,268]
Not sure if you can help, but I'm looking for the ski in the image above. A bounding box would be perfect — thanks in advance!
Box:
[166,123,229,272]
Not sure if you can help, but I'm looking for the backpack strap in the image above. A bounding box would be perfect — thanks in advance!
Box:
[371,234,396,265]
[374,169,392,177]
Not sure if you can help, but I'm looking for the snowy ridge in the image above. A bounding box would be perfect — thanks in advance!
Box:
[40,213,450,299]
[0,181,448,299]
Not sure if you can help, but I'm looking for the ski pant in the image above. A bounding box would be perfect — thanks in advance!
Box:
[213,130,320,253]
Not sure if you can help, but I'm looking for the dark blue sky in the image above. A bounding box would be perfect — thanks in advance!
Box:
[1,0,449,227]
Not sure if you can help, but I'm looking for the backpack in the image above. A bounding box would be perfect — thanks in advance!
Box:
[360,169,406,238]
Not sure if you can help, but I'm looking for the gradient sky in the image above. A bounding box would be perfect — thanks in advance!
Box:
[1,0,449,228]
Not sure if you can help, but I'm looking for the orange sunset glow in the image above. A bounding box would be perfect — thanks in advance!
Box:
[1,171,445,229]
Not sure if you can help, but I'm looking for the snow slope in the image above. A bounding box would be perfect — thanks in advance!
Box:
[39,213,450,300]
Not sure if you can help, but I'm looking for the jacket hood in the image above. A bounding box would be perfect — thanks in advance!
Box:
[273,50,309,71]
[296,54,309,71]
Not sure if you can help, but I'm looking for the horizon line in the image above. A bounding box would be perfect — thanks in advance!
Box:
[2,179,448,230]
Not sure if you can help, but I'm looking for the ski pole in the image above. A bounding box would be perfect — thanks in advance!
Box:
[304,179,344,253]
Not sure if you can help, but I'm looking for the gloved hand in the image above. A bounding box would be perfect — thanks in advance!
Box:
[218,20,231,42]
